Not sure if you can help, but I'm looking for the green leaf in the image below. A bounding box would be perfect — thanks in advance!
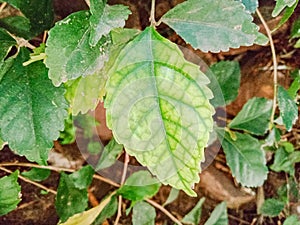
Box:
[209,61,241,106]
[163,188,179,206]
[294,39,300,48]
[272,0,297,17]
[204,202,228,225]
[287,74,300,99]
[22,168,50,182]
[95,137,123,170]
[278,85,298,131]
[117,171,161,202]
[59,114,76,145]
[283,215,300,225]
[132,201,156,225]
[161,0,261,53]
[291,18,300,39]
[0,16,32,40]
[237,0,259,13]
[92,195,118,225]
[105,27,214,196]
[182,197,205,225]
[270,146,294,175]
[259,198,285,217]
[0,28,16,61]
[0,171,21,216]
[228,97,272,135]
[89,0,131,46]
[45,11,111,86]
[273,0,299,31]
[56,165,94,222]
[217,129,268,187]
[0,48,68,164]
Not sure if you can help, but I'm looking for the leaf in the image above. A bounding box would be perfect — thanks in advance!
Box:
[163,188,179,206]
[238,0,259,13]
[161,0,261,53]
[89,0,131,46]
[56,165,94,222]
[0,16,32,40]
[132,201,156,225]
[0,171,21,216]
[105,27,214,196]
[22,168,50,182]
[259,198,285,217]
[0,48,68,164]
[278,86,298,131]
[217,129,268,187]
[283,215,300,225]
[60,193,114,225]
[272,0,297,17]
[204,202,228,225]
[228,97,273,135]
[287,74,300,99]
[95,137,123,170]
[0,28,16,61]
[117,171,161,202]
[208,61,241,106]
[59,114,76,145]
[92,195,118,225]
[291,17,300,39]
[45,11,111,86]
[270,146,294,175]
[182,197,205,225]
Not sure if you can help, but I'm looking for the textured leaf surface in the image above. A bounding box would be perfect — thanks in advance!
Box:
[161,0,260,52]
[229,97,272,135]
[272,0,297,17]
[278,86,298,131]
[0,48,68,164]
[117,171,160,202]
[283,215,300,225]
[0,171,21,216]
[45,11,111,86]
[22,168,50,182]
[259,198,285,217]
[105,27,214,196]
[182,197,205,225]
[270,147,294,175]
[209,61,241,106]
[89,0,131,46]
[238,0,258,13]
[204,202,228,225]
[132,201,156,225]
[217,129,268,187]
[0,28,16,61]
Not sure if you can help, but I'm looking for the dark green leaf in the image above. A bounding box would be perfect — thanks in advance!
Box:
[229,97,272,135]
[270,146,294,176]
[22,168,50,182]
[217,129,268,187]
[161,0,261,52]
[283,215,300,225]
[182,198,205,225]
[0,16,32,39]
[287,75,300,99]
[291,17,300,39]
[96,137,123,170]
[278,85,298,131]
[209,61,241,106]
[69,165,94,190]
[0,171,21,216]
[132,201,156,225]
[45,11,111,86]
[59,114,76,145]
[0,48,68,164]
[89,0,131,46]
[259,198,285,217]
[0,28,16,61]
[204,202,228,225]
[92,195,118,225]
[117,171,161,202]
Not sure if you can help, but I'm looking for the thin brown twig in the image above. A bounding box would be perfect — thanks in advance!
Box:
[114,153,129,225]
[150,0,157,26]
[0,166,57,195]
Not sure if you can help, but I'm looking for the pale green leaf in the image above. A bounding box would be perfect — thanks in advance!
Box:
[0,171,21,216]
[209,61,241,106]
[161,0,261,53]
[237,0,258,13]
[294,39,300,48]
[283,215,300,225]
[0,48,68,164]
[45,11,111,86]
[22,168,50,182]
[92,195,118,225]
[204,202,228,225]
[95,137,123,170]
[259,198,285,217]
[273,0,299,31]
[0,28,16,61]
[272,0,297,17]
[105,27,214,196]
[132,201,156,225]
[182,197,205,225]
[217,129,268,187]
[60,193,114,225]
[163,188,179,206]
[117,171,160,202]
[229,97,273,135]
[89,0,131,46]
[278,85,298,131]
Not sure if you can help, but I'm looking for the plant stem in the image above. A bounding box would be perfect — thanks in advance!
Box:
[0,166,57,194]
[0,2,7,13]
[150,0,157,26]
[256,9,278,129]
